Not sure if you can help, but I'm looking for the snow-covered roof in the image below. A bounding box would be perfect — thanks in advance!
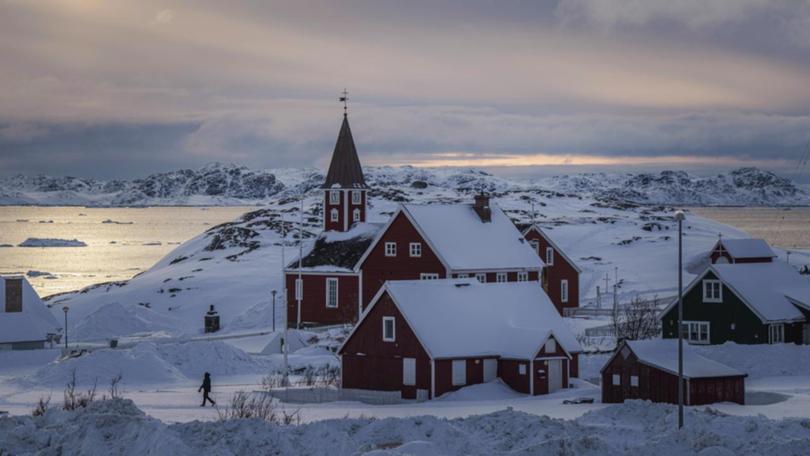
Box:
[616,339,745,379]
[522,224,582,273]
[0,276,61,344]
[401,203,544,271]
[712,262,809,321]
[661,261,810,323]
[715,238,776,259]
[286,223,382,272]
[356,279,581,359]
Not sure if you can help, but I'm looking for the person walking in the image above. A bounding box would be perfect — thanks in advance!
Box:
[199,372,216,407]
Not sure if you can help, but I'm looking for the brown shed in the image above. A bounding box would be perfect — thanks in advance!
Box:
[601,339,746,406]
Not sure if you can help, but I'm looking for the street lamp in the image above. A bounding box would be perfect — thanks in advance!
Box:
[62,305,69,350]
[271,289,277,332]
[675,210,685,429]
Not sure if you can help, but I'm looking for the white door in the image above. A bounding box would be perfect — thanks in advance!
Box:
[547,359,563,393]
[403,358,416,386]
[483,359,497,382]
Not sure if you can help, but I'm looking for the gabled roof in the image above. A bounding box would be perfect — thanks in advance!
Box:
[0,276,61,344]
[713,238,776,259]
[399,203,544,271]
[341,279,581,359]
[602,339,745,379]
[661,261,809,323]
[522,224,582,273]
[286,223,382,272]
[321,115,368,189]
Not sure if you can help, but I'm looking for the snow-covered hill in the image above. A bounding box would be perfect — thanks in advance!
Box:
[44,166,810,342]
[2,164,808,207]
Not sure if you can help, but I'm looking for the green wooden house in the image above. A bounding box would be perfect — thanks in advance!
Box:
[661,261,810,345]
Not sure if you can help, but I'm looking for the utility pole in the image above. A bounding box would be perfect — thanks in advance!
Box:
[281,213,289,387]
[675,210,686,429]
[271,289,277,332]
[62,305,69,349]
[297,195,304,330]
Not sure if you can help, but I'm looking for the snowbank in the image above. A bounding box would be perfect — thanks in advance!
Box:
[2,399,810,455]
[22,341,271,387]
[18,238,87,247]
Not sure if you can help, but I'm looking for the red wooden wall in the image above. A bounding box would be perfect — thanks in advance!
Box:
[285,273,359,327]
[524,229,579,313]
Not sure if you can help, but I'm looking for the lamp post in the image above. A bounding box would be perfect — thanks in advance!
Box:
[675,210,685,429]
[271,289,277,332]
[62,305,69,349]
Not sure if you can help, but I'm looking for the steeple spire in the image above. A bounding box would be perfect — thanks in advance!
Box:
[340,89,348,116]
[321,96,367,190]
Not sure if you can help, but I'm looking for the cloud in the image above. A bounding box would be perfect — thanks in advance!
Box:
[0,123,49,143]
[555,0,776,28]
[154,9,174,25]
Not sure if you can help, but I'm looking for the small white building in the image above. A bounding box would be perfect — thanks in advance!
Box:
[0,276,62,350]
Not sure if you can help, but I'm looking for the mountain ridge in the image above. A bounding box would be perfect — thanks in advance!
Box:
[1,163,807,207]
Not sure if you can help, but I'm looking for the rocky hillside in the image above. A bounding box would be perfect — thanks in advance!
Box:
[1,163,807,207]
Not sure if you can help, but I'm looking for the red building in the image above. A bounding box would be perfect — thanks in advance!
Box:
[339,279,582,399]
[355,197,545,309]
[601,339,746,405]
[710,237,776,264]
[522,224,581,313]
[321,112,368,233]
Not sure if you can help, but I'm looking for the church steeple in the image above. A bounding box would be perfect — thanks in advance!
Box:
[322,92,368,232]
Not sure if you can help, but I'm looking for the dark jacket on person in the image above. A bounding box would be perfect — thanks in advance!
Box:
[199,374,212,393]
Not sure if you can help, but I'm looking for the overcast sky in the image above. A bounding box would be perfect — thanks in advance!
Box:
[1,0,810,179]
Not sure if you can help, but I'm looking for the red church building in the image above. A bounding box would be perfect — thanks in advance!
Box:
[339,279,582,399]
[285,110,545,328]
[522,224,581,313]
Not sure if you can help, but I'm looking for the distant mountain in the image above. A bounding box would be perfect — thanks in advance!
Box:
[1,163,807,207]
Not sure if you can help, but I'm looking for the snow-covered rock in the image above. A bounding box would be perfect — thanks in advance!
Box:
[1,163,807,207]
[18,238,87,247]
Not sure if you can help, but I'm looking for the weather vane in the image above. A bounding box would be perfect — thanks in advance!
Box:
[340,89,348,115]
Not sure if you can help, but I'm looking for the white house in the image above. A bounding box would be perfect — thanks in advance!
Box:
[0,276,62,350]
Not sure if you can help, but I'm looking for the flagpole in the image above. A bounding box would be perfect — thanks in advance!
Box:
[281,212,289,387]
[297,194,304,329]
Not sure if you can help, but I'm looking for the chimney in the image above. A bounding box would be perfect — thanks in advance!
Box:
[4,277,23,313]
[473,193,491,223]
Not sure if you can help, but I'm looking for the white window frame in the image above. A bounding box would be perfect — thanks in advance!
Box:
[295,278,303,300]
[457,273,469,278]
[325,278,338,308]
[702,279,722,303]
[351,190,361,204]
[529,239,540,254]
[518,364,527,375]
[544,338,556,353]
[561,279,569,303]
[409,242,422,258]
[546,247,554,266]
[682,321,710,344]
[452,360,466,386]
[517,271,528,282]
[612,374,621,386]
[382,316,396,342]
[496,272,507,283]
[630,375,639,387]
[769,323,785,344]
[330,208,339,222]
[420,273,439,280]
[352,208,361,222]
[329,191,340,205]
[403,358,416,386]
[384,242,397,257]
[476,273,487,283]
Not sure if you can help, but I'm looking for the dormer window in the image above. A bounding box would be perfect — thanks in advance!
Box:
[352,191,362,204]
[703,280,722,302]
[330,191,340,205]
